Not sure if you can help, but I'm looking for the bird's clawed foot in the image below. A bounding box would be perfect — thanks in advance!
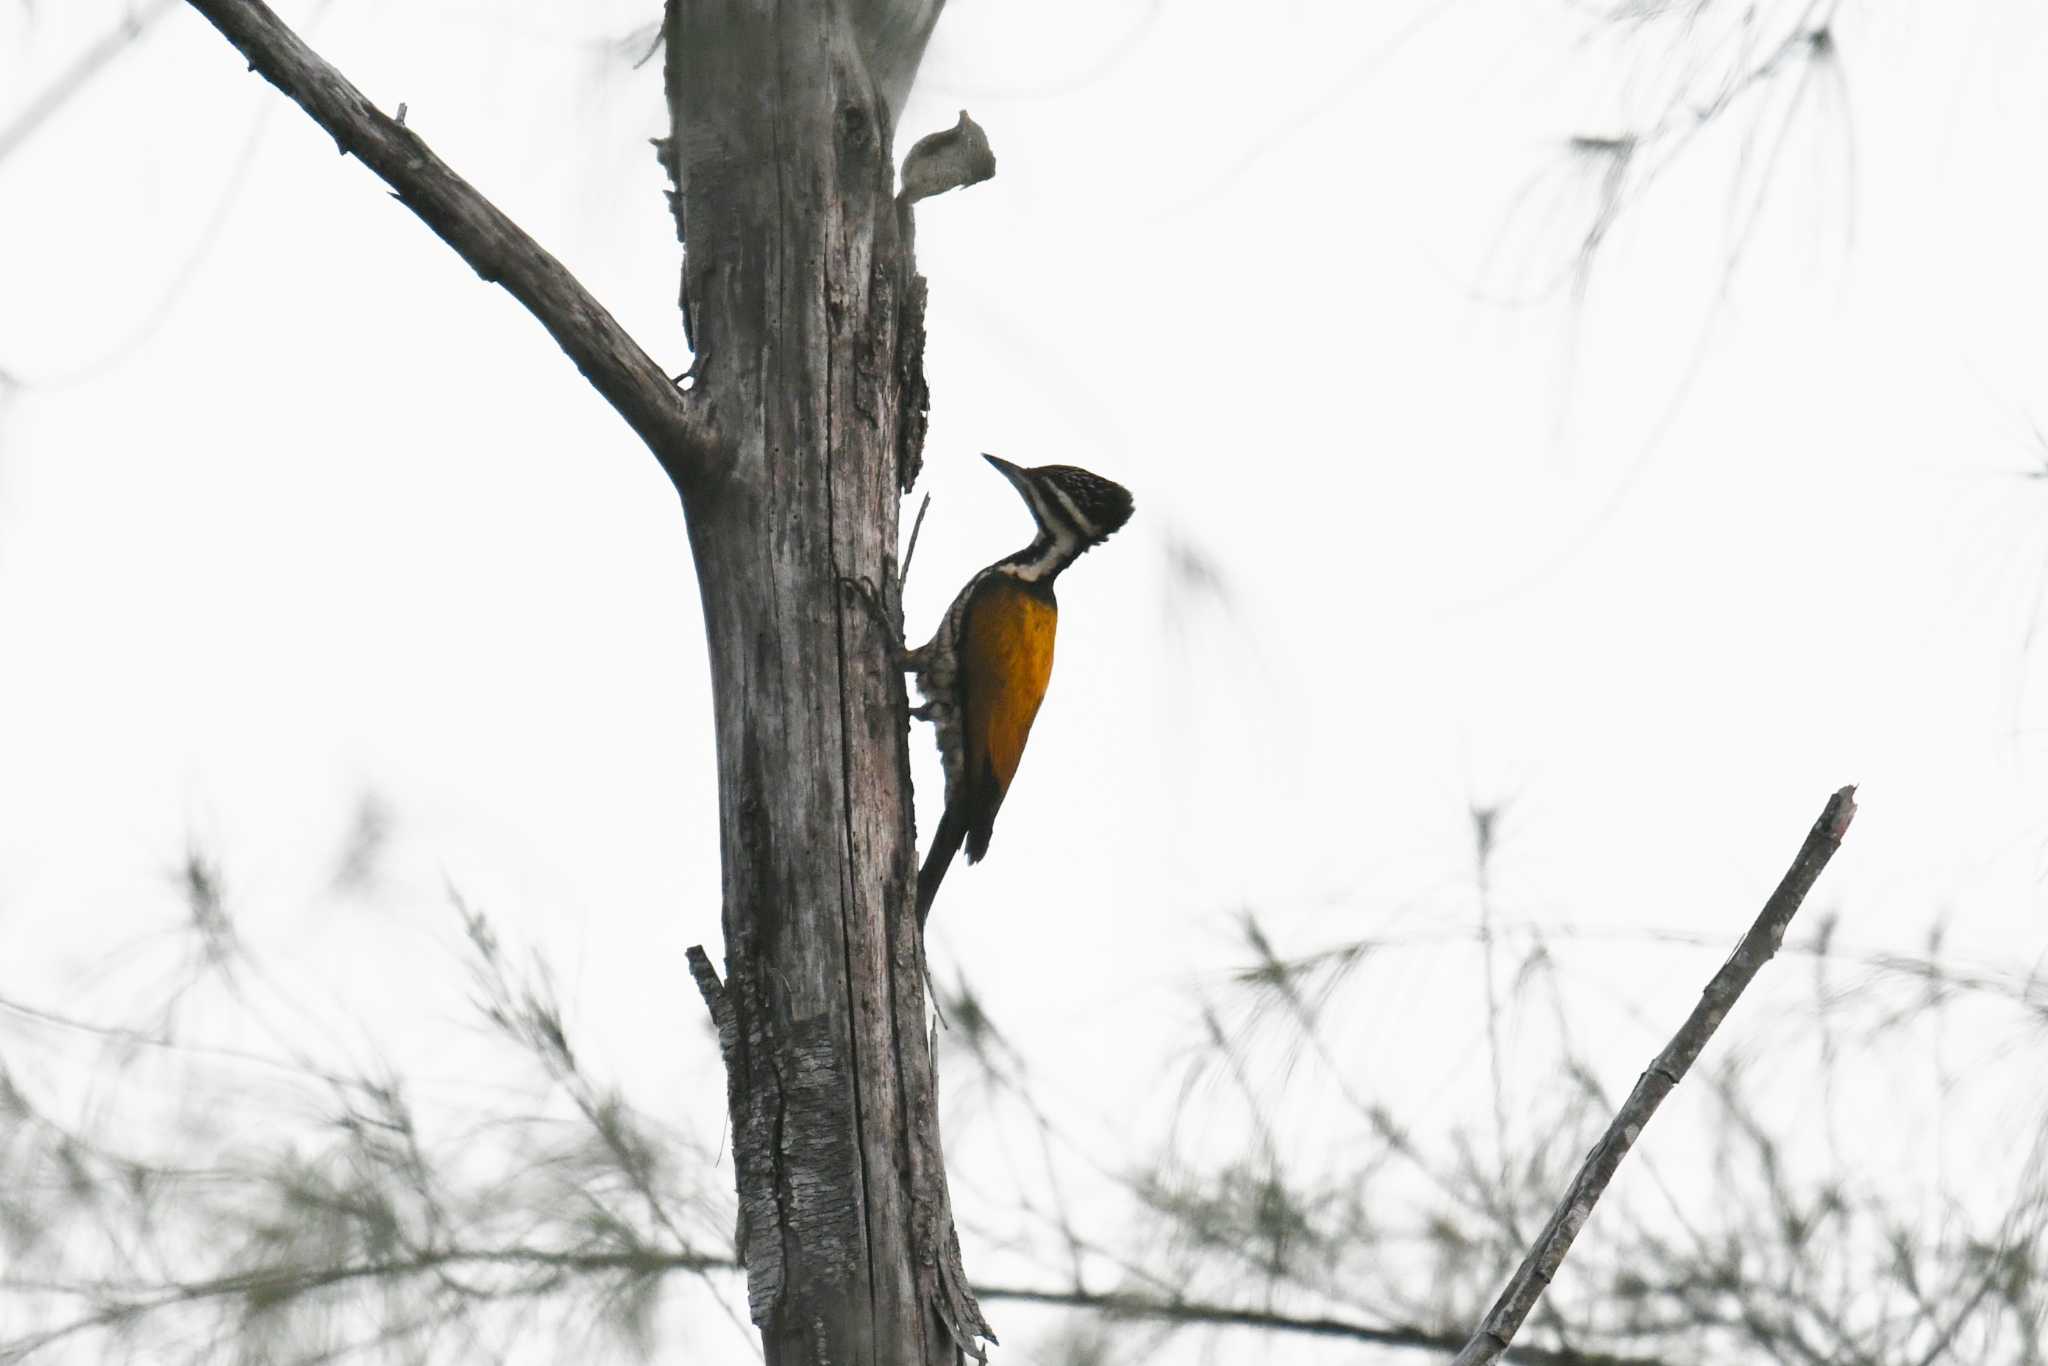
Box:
[837,573,909,661]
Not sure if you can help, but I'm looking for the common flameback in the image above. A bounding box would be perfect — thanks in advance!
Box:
[906,454,1134,925]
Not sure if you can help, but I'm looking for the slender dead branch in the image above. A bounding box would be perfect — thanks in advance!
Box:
[179,0,715,486]
[976,1284,1668,1366]
[1450,785,1859,1366]
[899,491,932,593]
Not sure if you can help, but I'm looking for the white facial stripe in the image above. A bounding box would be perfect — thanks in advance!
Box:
[1010,522,1081,581]
[999,467,1099,581]
[1022,478,1061,531]
[1044,479,1093,540]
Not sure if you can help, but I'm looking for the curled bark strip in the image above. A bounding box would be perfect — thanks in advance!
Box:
[900,110,996,204]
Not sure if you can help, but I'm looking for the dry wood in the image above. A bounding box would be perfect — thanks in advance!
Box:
[181,0,983,1361]
[182,0,712,485]
[661,0,981,1360]
[1450,785,1859,1366]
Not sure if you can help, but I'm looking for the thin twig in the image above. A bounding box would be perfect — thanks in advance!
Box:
[179,0,714,484]
[1450,785,1858,1366]
[974,1285,1666,1366]
[1472,803,1520,1238]
[899,491,932,594]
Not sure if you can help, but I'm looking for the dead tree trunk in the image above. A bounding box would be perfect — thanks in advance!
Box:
[663,3,988,1364]
[177,0,986,1357]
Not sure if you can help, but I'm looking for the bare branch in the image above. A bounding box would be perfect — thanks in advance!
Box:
[180,0,715,486]
[975,1284,1666,1366]
[898,491,932,593]
[1452,785,1859,1366]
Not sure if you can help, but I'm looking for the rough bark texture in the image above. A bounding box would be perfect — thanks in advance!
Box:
[179,0,984,1359]
[664,2,985,1363]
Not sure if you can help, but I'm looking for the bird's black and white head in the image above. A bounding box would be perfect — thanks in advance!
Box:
[985,453,1135,583]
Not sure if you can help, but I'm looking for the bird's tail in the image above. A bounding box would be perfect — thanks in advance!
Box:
[916,804,969,928]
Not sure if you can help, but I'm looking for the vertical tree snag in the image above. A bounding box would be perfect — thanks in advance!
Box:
[180,0,984,1358]
[662,2,988,1363]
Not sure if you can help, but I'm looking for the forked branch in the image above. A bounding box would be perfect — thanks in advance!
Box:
[181,0,714,485]
[1451,785,1859,1366]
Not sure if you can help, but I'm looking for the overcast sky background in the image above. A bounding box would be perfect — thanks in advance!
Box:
[4,1,2048,1361]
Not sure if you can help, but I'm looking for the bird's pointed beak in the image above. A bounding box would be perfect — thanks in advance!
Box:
[982,452,1026,487]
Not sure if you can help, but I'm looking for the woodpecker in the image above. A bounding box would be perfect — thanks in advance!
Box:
[906,454,1134,925]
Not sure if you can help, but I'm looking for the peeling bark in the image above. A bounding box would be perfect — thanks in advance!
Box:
[181,0,983,1356]
[663,1,985,1361]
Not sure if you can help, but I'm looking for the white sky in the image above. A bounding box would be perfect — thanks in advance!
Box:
[4,1,2048,1361]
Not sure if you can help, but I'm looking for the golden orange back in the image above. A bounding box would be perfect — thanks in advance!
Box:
[958,576,1058,856]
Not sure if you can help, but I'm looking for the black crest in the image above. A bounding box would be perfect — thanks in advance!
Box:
[1029,463,1134,546]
